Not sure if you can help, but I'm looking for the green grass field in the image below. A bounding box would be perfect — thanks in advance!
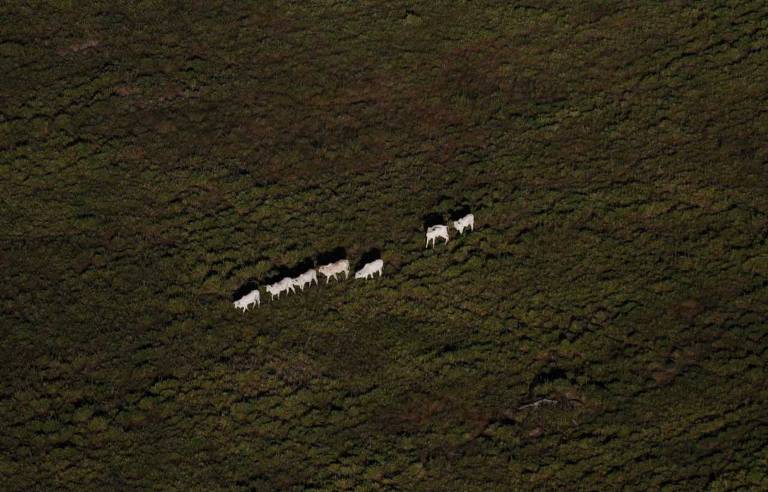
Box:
[2,1,768,489]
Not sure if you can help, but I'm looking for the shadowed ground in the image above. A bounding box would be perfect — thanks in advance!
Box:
[1,1,767,489]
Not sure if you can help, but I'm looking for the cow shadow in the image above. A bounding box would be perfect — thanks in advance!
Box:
[292,256,315,274]
[315,247,347,266]
[422,212,446,230]
[262,256,316,285]
[449,204,473,221]
[262,268,292,286]
[354,248,381,272]
[232,280,259,301]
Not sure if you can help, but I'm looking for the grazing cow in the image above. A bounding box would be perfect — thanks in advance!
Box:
[354,259,384,280]
[292,269,318,291]
[266,277,295,300]
[279,277,296,295]
[318,259,350,283]
[452,213,474,234]
[265,282,282,300]
[426,224,449,248]
[233,289,260,311]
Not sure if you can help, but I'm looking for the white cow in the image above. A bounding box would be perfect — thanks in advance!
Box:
[266,277,295,300]
[452,213,474,234]
[292,269,318,291]
[318,259,350,283]
[354,259,384,280]
[426,224,449,248]
[265,282,282,300]
[233,289,260,311]
[279,277,296,295]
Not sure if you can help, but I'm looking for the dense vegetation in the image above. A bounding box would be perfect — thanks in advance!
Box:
[2,1,768,489]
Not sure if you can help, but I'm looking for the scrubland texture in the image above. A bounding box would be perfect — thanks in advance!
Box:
[2,1,768,489]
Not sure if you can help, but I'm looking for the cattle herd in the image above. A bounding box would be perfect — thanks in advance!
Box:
[232,213,475,311]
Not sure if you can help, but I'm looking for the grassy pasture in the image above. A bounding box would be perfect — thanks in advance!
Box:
[2,1,768,489]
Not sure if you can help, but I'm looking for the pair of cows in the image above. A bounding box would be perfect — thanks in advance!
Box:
[233,213,475,311]
[425,213,474,248]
